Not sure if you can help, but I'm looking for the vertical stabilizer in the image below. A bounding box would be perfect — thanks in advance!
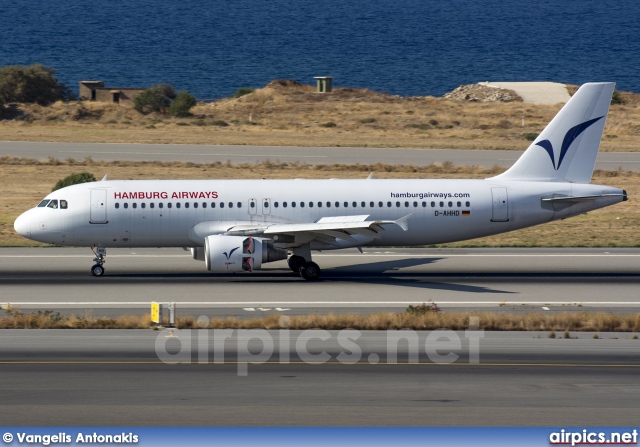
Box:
[490,82,614,183]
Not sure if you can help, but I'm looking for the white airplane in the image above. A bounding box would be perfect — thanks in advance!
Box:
[14,82,626,280]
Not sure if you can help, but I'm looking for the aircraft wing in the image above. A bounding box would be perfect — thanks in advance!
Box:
[225,214,412,246]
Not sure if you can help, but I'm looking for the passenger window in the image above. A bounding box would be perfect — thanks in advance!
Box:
[250,202,255,208]
[368,201,373,208]
[283,202,287,208]
[466,201,470,207]
[422,202,427,207]
[124,203,129,209]
[60,200,68,209]
[431,201,436,207]
[378,202,383,207]
[335,201,339,208]
[211,202,215,208]
[309,202,313,208]
[176,203,181,209]
[292,202,296,208]
[396,202,401,207]
[141,203,146,209]
[457,201,461,207]
[344,202,348,208]
[439,201,444,207]
[47,200,58,209]
[274,202,279,208]
[168,203,172,209]
[229,202,233,208]
[404,201,409,207]
[387,202,391,207]
[133,203,137,209]
[237,202,242,208]
[115,203,120,209]
[159,203,163,209]
[219,202,224,209]
[300,202,304,208]
[355,202,359,208]
[150,203,154,209]
[194,202,198,209]
[38,200,50,207]
[413,201,417,207]
[185,203,189,209]
[326,202,331,208]
[318,202,322,208]
[202,203,207,208]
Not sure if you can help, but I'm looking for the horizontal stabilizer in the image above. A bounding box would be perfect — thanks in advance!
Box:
[542,193,627,203]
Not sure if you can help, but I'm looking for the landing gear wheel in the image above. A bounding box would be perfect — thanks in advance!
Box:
[288,255,306,273]
[91,264,105,277]
[300,261,320,281]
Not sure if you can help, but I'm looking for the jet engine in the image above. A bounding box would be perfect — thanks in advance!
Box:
[204,235,287,273]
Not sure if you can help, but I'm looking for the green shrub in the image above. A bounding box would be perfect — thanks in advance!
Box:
[133,84,176,115]
[524,132,538,141]
[231,87,255,98]
[405,301,440,315]
[169,91,196,117]
[611,89,624,105]
[0,64,75,106]
[320,121,337,128]
[52,172,96,191]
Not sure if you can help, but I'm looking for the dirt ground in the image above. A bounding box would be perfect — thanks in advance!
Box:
[1,81,639,151]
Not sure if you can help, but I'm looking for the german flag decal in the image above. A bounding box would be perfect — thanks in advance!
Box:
[462,210,471,216]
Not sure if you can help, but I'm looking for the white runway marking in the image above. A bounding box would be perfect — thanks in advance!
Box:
[2,253,640,258]
[4,301,640,306]
[58,150,326,159]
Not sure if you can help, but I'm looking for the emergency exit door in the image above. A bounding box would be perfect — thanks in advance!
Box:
[491,187,509,222]
[90,189,108,223]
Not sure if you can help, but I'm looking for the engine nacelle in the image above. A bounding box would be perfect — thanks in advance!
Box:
[204,235,287,273]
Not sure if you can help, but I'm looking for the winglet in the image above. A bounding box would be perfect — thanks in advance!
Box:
[367,172,373,180]
[101,174,108,181]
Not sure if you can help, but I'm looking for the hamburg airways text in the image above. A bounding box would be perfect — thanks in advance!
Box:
[114,191,219,200]
[390,192,470,199]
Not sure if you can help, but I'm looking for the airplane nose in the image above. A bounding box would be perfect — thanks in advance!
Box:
[14,211,31,238]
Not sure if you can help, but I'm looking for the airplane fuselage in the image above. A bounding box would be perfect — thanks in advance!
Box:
[15,178,624,249]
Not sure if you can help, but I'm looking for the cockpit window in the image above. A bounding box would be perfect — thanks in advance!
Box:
[60,200,68,209]
[37,200,50,207]
[47,200,59,209]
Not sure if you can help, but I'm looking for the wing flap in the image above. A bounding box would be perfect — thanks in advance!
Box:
[262,214,412,244]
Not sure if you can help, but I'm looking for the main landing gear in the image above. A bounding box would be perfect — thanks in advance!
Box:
[287,254,321,281]
[91,247,106,277]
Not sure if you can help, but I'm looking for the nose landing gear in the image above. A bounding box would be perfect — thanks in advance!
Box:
[91,247,106,277]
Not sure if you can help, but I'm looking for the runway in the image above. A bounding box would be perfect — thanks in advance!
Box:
[1,330,639,426]
[1,141,639,170]
[3,248,640,427]
[1,247,640,316]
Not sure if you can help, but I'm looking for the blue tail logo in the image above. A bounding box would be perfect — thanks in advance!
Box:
[536,116,604,170]
[223,247,239,260]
